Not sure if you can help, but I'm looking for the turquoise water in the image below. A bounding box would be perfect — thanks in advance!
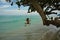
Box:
[0,15,42,33]
[0,15,59,40]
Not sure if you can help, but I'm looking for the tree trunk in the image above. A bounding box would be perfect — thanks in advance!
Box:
[29,0,47,25]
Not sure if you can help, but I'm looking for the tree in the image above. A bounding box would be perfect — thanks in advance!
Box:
[5,0,60,27]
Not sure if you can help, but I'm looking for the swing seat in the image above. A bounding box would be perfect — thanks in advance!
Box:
[25,20,30,24]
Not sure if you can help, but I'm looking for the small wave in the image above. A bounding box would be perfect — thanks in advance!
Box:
[0,20,20,23]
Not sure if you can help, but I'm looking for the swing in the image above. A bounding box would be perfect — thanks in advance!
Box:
[25,13,31,26]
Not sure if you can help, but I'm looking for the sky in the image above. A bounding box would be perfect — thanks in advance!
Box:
[0,0,60,16]
[0,0,38,15]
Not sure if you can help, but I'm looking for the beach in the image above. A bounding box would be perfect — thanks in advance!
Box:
[0,15,59,40]
[0,24,58,40]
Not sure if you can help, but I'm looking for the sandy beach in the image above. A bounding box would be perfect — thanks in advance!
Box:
[0,23,59,40]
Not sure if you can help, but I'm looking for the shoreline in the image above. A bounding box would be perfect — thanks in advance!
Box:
[0,24,59,40]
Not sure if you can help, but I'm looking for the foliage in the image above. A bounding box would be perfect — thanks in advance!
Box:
[5,0,60,13]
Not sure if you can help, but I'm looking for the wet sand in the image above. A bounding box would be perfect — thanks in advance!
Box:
[0,24,59,40]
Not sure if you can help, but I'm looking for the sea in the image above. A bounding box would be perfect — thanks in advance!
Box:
[0,15,59,40]
[0,15,42,32]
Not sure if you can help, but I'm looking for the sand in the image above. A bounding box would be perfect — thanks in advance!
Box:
[0,24,60,40]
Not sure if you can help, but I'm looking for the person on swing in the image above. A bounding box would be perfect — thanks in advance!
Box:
[25,18,31,26]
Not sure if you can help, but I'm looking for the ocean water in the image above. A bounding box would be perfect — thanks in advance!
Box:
[0,15,59,40]
[0,15,42,33]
